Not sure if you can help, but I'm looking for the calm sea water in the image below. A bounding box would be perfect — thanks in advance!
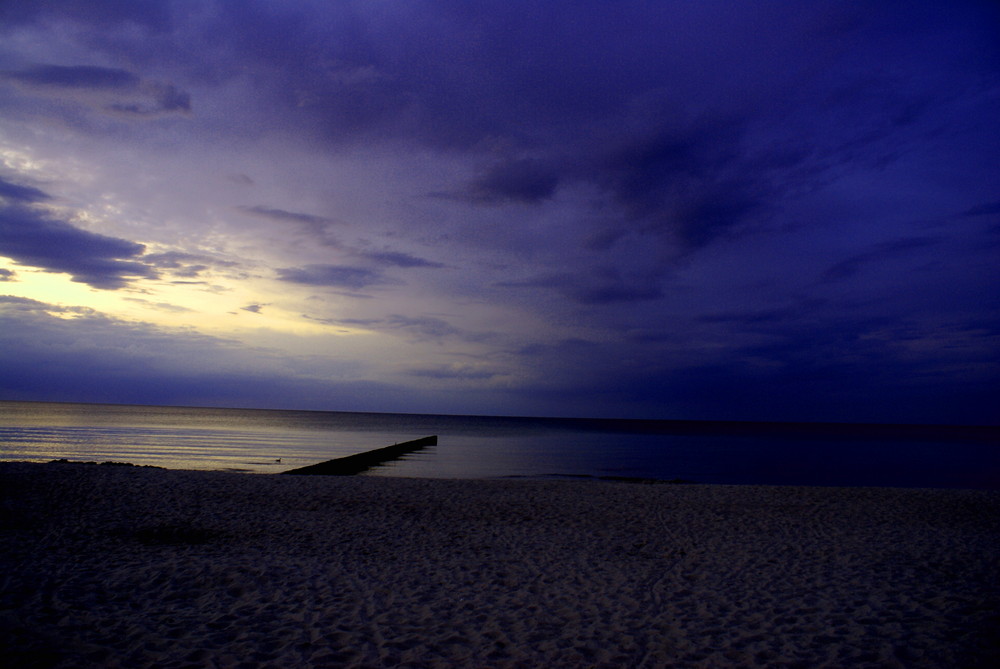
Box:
[1,401,997,489]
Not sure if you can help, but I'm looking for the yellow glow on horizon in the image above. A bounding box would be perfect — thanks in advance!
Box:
[0,263,122,312]
[0,258,375,344]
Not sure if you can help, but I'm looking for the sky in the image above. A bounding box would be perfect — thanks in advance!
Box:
[0,1,998,424]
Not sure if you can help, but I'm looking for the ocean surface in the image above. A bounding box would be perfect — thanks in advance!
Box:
[1,401,997,489]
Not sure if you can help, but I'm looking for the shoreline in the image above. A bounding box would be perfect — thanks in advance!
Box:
[2,461,998,667]
[4,400,998,486]
[9,457,999,491]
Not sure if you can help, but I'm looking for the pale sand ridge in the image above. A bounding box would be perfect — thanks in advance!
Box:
[1,462,998,667]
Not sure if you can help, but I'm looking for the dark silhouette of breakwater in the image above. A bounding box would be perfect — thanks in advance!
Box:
[281,436,437,475]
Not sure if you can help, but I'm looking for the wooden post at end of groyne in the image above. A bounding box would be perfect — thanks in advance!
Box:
[281,436,438,475]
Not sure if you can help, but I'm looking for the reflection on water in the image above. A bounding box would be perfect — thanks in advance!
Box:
[1,401,997,488]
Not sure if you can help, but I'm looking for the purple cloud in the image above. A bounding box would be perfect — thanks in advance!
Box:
[0,176,52,204]
[276,264,388,290]
[499,270,664,305]
[356,251,444,269]
[2,63,191,116]
[0,1,997,423]
[0,199,155,289]
[445,158,560,205]
[237,205,336,227]
[6,64,139,89]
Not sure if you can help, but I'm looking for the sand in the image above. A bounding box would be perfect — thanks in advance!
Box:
[1,462,998,668]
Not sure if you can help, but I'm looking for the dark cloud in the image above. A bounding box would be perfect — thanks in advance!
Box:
[959,201,1000,218]
[594,121,739,212]
[11,1,985,259]
[237,205,340,246]
[304,313,460,340]
[165,264,207,279]
[712,317,1000,423]
[108,82,190,116]
[143,251,230,267]
[671,182,770,249]
[458,158,560,205]
[0,202,155,289]
[0,268,16,281]
[570,282,663,306]
[0,295,48,309]
[439,110,769,253]
[276,264,388,290]
[552,112,781,252]
[821,237,941,282]
[517,337,598,358]
[238,208,442,268]
[500,270,663,305]
[0,1,997,422]
[0,0,173,32]
[301,312,463,342]
[193,3,791,252]
[356,250,444,269]
[406,365,498,381]
[301,314,379,328]
[385,314,459,340]
[2,63,191,117]
[0,177,52,204]
[237,205,336,227]
[241,304,265,314]
[143,251,238,279]
[697,300,831,335]
[5,64,139,89]
[508,308,1000,423]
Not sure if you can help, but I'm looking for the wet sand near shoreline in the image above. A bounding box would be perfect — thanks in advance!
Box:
[2,461,998,667]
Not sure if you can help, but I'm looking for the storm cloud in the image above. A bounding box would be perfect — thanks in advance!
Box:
[0,182,156,289]
[0,1,997,423]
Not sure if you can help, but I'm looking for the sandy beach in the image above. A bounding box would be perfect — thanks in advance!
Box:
[1,462,998,667]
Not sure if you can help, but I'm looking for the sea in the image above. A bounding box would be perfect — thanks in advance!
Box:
[1,401,997,489]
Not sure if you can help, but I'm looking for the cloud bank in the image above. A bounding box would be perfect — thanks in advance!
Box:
[0,1,997,423]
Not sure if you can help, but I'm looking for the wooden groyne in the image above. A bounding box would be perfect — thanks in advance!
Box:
[281,436,437,475]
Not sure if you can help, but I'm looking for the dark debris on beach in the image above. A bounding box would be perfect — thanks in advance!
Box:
[47,459,164,469]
